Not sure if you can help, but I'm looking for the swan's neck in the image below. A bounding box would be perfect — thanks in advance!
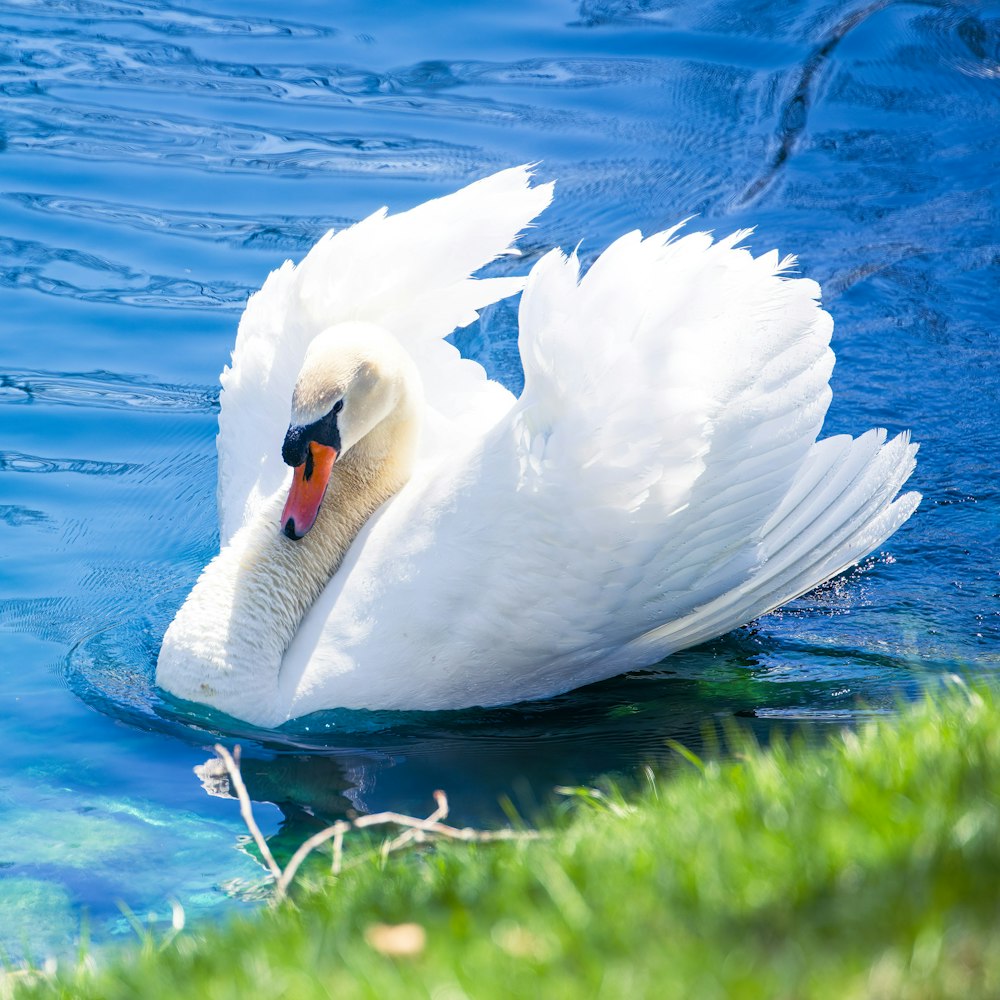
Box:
[156,399,418,723]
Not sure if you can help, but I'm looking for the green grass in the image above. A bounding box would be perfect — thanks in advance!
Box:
[10,680,1000,999]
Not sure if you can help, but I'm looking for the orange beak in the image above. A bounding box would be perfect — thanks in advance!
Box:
[280,442,337,540]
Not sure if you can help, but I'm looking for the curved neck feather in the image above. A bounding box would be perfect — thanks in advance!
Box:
[156,394,419,722]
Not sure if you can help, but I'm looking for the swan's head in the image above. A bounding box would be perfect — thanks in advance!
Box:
[279,322,420,541]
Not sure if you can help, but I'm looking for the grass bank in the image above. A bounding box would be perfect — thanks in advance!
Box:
[11,680,1000,999]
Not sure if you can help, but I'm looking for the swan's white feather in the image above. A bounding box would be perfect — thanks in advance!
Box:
[265,221,919,722]
[217,165,553,544]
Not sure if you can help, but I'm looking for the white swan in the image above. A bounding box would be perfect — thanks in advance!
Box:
[156,165,920,728]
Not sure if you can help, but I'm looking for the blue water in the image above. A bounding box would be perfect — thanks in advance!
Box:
[1,0,998,962]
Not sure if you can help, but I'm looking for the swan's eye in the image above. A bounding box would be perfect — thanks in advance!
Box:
[332,399,344,415]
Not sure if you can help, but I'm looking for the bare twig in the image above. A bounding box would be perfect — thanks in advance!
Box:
[380,788,450,860]
[213,744,282,882]
[332,823,345,875]
[214,746,541,904]
[276,820,350,900]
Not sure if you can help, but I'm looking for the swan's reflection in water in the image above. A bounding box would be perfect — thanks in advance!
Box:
[70,616,920,868]
[184,649,902,869]
[190,723,685,870]
[195,753,363,866]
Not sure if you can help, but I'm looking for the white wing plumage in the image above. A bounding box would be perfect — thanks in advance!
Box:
[277,225,919,715]
[513,230,918,679]
[216,166,554,544]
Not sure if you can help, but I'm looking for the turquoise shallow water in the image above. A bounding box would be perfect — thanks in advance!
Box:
[1,0,998,962]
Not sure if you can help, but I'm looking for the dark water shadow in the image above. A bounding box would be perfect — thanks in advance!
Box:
[738,0,895,206]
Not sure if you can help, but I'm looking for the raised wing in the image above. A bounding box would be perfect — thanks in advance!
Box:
[216,166,553,543]
[511,228,919,678]
[275,224,919,715]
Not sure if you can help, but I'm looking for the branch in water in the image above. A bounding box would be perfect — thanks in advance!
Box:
[212,745,541,904]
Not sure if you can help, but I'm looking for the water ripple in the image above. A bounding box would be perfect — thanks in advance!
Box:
[5,193,343,252]
[0,450,137,476]
[0,369,218,412]
[951,10,1000,79]
[0,41,666,148]
[574,0,677,29]
[0,0,335,39]
[0,596,80,641]
[3,97,486,178]
[388,56,667,91]
[0,20,692,146]
[0,234,250,308]
[0,505,50,527]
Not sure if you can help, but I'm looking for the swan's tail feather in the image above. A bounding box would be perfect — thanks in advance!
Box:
[626,429,920,658]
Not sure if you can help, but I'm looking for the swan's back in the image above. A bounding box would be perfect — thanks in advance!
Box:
[277,225,919,716]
